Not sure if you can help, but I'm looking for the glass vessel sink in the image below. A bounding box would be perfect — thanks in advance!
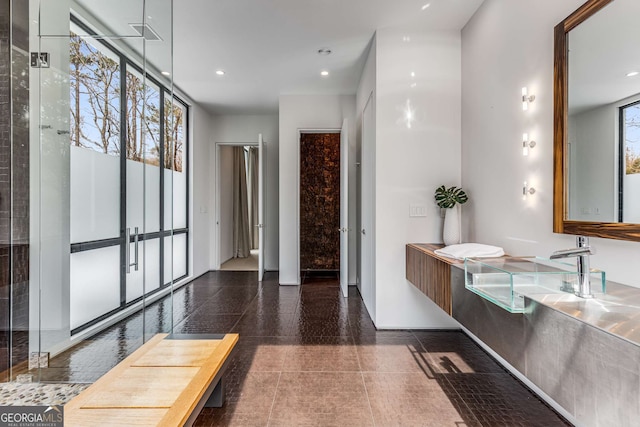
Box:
[464,257,606,313]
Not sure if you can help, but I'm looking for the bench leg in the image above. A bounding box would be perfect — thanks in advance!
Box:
[205,379,225,408]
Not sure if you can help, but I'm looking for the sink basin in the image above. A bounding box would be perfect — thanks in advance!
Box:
[464,257,606,313]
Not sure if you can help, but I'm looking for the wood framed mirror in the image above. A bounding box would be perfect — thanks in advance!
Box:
[554,0,640,241]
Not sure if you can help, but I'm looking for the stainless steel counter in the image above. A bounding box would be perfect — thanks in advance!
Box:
[451,264,640,427]
[529,281,640,347]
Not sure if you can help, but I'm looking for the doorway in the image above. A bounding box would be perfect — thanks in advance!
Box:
[299,132,341,284]
[218,145,259,271]
[216,138,264,278]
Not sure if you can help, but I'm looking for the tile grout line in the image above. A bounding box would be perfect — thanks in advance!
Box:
[410,331,483,426]
[349,304,376,427]
[265,371,282,427]
[360,371,377,427]
[227,287,262,333]
[171,286,227,330]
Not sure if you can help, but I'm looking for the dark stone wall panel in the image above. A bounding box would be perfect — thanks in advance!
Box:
[299,133,340,271]
[0,0,30,380]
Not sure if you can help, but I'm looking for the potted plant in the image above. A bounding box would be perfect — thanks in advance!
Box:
[434,185,468,246]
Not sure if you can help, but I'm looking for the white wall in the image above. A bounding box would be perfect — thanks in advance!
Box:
[209,114,279,270]
[190,103,213,278]
[356,37,377,319]
[278,95,357,285]
[462,0,640,288]
[372,27,461,329]
[219,146,234,263]
[568,105,617,222]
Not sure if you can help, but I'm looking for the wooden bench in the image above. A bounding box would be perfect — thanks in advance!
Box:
[64,333,239,427]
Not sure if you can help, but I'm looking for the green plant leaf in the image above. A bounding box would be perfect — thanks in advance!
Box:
[434,185,468,208]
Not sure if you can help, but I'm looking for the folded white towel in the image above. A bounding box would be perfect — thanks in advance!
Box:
[434,243,504,260]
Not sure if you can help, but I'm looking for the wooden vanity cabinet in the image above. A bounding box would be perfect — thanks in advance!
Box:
[405,243,461,315]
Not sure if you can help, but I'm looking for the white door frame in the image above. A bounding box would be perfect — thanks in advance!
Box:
[296,128,342,285]
[214,141,260,270]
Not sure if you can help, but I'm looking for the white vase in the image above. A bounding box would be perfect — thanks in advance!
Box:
[443,205,460,246]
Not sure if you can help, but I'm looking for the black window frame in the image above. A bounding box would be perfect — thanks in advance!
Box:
[69,14,189,335]
[618,99,640,223]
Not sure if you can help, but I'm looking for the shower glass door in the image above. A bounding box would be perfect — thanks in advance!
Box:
[24,0,174,383]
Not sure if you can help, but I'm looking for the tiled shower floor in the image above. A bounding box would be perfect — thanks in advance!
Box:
[7,272,570,426]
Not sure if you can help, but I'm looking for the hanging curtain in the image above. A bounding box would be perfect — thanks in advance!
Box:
[233,147,251,258]
[247,147,259,250]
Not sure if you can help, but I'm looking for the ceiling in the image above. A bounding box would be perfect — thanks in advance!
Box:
[568,0,640,115]
[73,0,484,115]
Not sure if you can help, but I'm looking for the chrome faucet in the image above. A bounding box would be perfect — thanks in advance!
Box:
[550,236,594,299]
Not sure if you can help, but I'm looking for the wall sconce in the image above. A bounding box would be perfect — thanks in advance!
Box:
[522,181,536,199]
[522,87,535,111]
[522,133,536,156]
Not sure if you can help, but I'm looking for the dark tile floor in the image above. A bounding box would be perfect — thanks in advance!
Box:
[21,272,570,426]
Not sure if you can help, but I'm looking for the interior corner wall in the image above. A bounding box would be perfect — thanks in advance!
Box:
[372,27,460,329]
[189,103,213,278]
[461,0,640,288]
[278,95,356,285]
[208,114,279,271]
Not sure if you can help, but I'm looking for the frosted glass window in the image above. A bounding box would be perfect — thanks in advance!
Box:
[163,235,173,286]
[164,169,174,230]
[163,234,187,284]
[163,96,187,230]
[70,146,120,243]
[173,233,187,280]
[126,238,161,303]
[173,171,187,229]
[127,160,160,234]
[70,246,120,329]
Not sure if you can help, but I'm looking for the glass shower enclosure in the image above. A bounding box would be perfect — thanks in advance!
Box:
[1,0,179,384]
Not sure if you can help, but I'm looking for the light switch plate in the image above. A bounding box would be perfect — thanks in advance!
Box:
[409,204,427,217]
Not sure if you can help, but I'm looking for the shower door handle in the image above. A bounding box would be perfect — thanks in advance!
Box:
[125,227,140,273]
[133,227,139,271]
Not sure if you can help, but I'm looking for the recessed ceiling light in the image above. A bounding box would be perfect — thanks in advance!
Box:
[216,70,225,76]
[627,71,639,77]
[321,70,330,77]
[161,71,171,76]
[421,3,431,10]
[318,48,332,55]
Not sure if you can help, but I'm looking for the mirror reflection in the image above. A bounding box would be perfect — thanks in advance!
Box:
[567,0,640,223]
